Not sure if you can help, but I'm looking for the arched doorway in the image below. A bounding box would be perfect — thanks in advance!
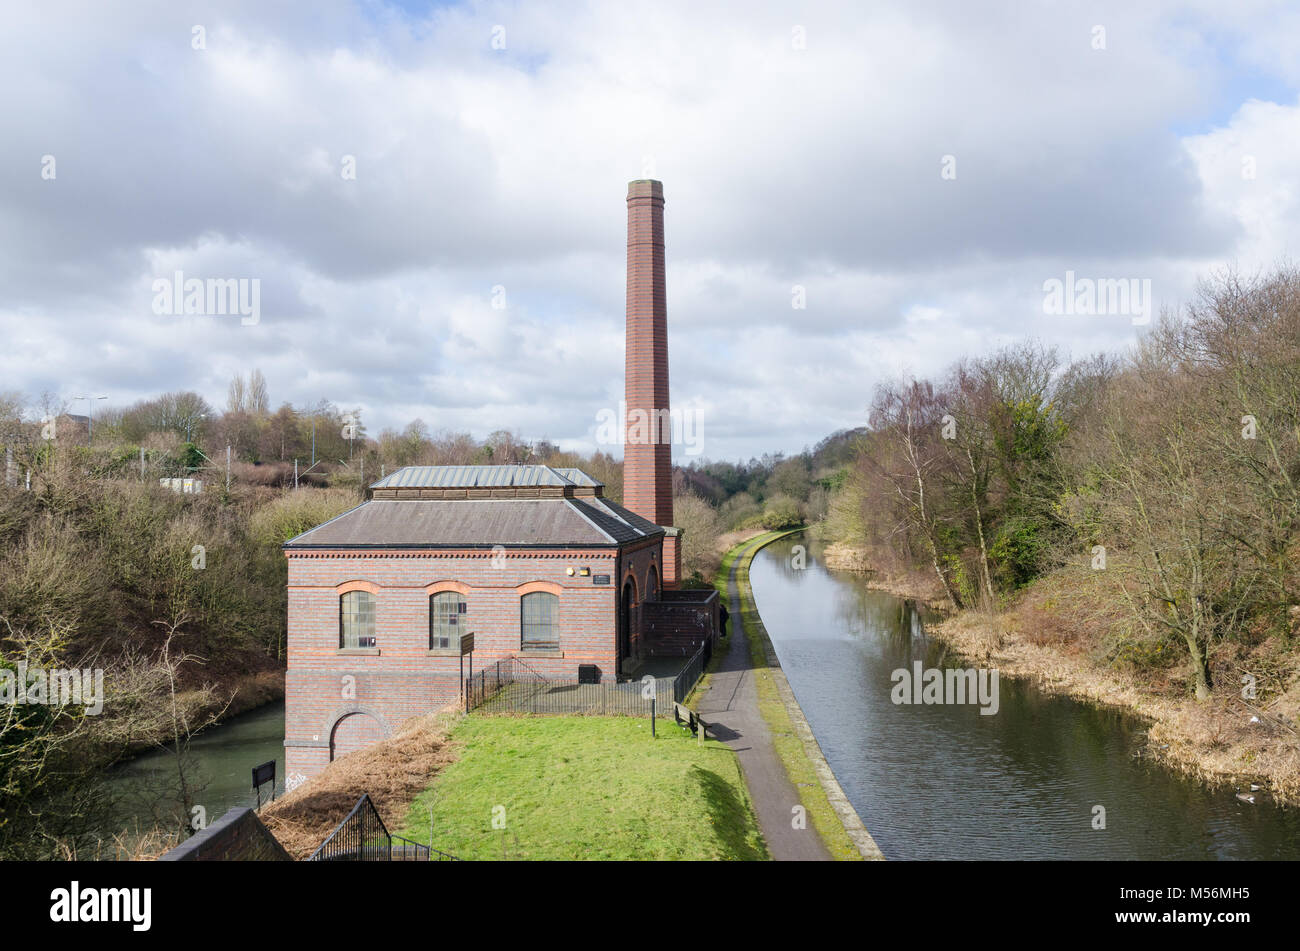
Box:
[330,712,385,762]
[619,577,636,678]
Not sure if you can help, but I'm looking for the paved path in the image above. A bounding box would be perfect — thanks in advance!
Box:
[697,535,831,861]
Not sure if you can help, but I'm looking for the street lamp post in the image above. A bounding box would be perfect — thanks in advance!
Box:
[74,395,107,442]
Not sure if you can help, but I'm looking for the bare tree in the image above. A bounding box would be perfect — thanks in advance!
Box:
[868,379,962,607]
[943,364,998,608]
[226,374,247,415]
[247,370,270,418]
[150,614,233,837]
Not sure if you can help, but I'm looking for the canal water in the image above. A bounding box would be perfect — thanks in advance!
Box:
[98,701,286,848]
[748,535,1300,860]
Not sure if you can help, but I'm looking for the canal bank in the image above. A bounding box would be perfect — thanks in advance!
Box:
[700,530,883,860]
[750,533,1300,859]
[93,699,288,857]
[813,534,1300,808]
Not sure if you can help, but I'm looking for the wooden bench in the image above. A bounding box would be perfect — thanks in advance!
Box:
[673,701,709,741]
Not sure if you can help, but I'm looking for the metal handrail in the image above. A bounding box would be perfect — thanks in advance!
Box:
[307,794,460,862]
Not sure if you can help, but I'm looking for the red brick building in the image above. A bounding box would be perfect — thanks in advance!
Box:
[282,180,714,778]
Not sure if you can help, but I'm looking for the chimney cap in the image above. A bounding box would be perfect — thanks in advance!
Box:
[626,179,664,199]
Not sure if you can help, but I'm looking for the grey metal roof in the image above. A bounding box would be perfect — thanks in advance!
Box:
[284,497,660,548]
[551,467,603,487]
[369,465,604,490]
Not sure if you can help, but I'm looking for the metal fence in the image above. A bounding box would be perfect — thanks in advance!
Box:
[672,639,710,706]
[464,656,542,711]
[465,640,711,717]
[307,794,458,862]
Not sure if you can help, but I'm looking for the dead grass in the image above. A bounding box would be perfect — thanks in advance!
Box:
[117,826,185,862]
[180,669,283,727]
[53,823,186,862]
[260,709,461,859]
[929,572,1300,805]
[714,527,765,557]
[819,541,951,605]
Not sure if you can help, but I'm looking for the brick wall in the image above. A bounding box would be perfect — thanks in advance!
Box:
[158,808,291,862]
[286,541,661,777]
[624,179,675,532]
[642,590,718,657]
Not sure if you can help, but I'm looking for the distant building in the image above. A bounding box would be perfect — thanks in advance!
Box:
[59,413,91,443]
[282,181,714,777]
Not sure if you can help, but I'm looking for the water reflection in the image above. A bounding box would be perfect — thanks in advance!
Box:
[95,701,286,852]
[750,536,1300,860]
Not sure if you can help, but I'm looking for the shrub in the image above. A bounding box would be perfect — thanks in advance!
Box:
[760,496,803,530]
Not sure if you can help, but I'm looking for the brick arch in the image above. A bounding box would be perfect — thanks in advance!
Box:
[424,580,471,596]
[645,564,660,602]
[621,568,640,604]
[515,580,563,597]
[618,572,639,675]
[335,580,381,595]
[324,705,391,762]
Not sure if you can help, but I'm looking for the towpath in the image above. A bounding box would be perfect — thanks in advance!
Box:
[696,535,832,861]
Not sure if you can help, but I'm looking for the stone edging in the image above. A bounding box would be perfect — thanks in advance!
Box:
[737,531,886,861]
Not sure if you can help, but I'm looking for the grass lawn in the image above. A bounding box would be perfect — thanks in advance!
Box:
[398,715,768,860]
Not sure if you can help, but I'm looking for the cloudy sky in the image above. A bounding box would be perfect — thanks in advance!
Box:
[3,1,1299,461]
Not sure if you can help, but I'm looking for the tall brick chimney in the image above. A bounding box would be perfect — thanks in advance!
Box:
[624,179,680,587]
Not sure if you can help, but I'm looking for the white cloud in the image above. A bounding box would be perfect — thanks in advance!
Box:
[1,0,1298,459]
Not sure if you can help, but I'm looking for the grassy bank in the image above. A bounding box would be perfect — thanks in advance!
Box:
[398,715,766,860]
[719,531,869,860]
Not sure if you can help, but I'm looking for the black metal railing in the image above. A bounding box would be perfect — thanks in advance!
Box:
[463,640,711,717]
[672,639,709,706]
[472,678,673,716]
[307,794,459,862]
[464,656,544,711]
[391,835,458,862]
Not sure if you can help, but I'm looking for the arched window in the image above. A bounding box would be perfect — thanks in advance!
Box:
[646,566,659,602]
[520,591,559,649]
[430,591,467,650]
[339,590,376,648]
